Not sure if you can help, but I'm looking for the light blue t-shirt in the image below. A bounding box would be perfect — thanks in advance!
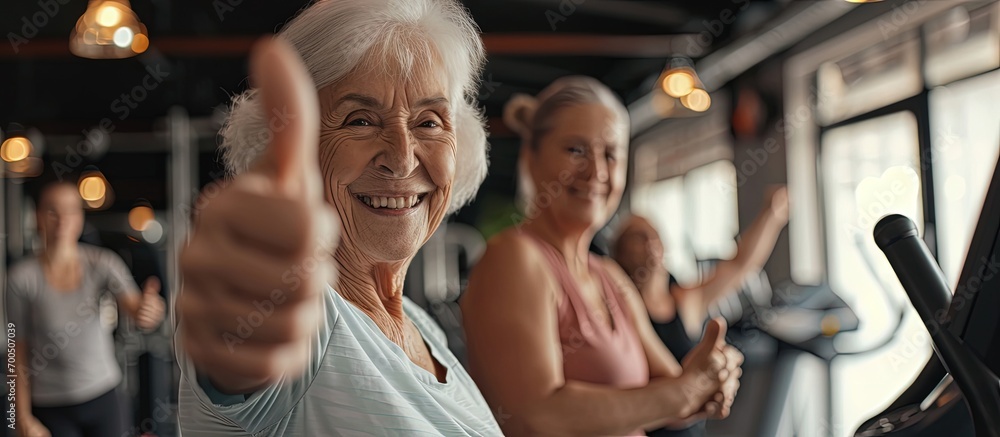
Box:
[176,286,501,436]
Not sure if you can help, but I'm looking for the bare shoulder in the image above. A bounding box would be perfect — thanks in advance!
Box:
[475,228,547,277]
[463,227,556,307]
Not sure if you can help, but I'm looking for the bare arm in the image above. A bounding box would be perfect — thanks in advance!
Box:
[462,231,712,436]
[115,277,164,331]
[677,186,789,329]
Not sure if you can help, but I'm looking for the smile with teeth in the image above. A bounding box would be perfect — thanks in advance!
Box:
[356,193,426,209]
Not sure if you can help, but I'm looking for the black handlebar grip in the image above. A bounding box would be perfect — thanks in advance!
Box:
[874,214,952,329]
[874,214,1000,437]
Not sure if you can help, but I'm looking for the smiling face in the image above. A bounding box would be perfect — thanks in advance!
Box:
[316,65,455,263]
[526,103,628,232]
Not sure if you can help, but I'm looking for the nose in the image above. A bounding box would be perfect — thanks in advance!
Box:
[372,123,418,177]
[582,151,609,183]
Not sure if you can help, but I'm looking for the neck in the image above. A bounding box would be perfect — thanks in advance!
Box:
[523,213,595,277]
[41,240,78,265]
[333,243,411,343]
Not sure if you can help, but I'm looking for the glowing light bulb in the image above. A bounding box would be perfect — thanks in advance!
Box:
[95,2,123,27]
[0,137,31,162]
[662,71,696,98]
[113,26,134,48]
[131,33,148,53]
[128,205,154,231]
[79,176,107,201]
[680,89,711,112]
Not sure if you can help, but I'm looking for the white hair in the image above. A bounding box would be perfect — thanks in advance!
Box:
[220,0,488,213]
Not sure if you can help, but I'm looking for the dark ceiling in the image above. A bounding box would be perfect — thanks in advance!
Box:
[0,0,794,218]
[0,0,791,134]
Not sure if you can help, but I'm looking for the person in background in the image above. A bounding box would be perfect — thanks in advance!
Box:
[610,187,788,436]
[6,180,166,437]
[462,76,743,436]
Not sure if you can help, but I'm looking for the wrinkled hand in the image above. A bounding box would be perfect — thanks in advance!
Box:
[178,38,339,392]
[677,318,743,420]
[135,277,165,331]
[19,416,50,437]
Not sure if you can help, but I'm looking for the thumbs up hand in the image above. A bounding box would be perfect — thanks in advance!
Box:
[135,276,165,331]
[678,318,744,419]
[178,38,340,394]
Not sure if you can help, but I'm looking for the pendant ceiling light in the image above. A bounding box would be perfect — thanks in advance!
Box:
[70,0,149,59]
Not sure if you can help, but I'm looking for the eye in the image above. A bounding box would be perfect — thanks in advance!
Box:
[418,120,440,128]
[606,151,617,162]
[346,117,373,127]
[568,146,586,155]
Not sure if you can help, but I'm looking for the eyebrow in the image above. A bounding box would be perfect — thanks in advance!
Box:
[414,96,449,109]
[336,93,382,110]
[333,94,450,111]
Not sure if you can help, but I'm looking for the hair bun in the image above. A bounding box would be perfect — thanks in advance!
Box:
[502,93,538,139]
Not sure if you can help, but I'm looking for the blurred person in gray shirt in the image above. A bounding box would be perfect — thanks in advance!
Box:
[6,180,165,437]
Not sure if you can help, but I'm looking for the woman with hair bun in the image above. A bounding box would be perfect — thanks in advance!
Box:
[461,77,744,436]
[175,0,500,435]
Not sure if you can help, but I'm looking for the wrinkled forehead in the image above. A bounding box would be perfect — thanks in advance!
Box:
[334,44,462,107]
[322,69,449,105]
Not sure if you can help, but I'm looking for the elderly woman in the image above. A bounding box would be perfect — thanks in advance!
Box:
[175,0,499,435]
[461,77,743,436]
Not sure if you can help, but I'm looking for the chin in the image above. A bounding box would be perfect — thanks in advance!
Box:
[358,228,424,262]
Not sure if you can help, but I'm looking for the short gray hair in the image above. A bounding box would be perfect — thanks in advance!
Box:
[220,0,489,213]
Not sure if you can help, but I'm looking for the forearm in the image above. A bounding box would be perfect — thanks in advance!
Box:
[736,208,785,273]
[117,292,141,322]
[699,209,785,306]
[509,378,695,436]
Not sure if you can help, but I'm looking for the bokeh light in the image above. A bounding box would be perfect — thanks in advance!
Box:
[1,137,32,162]
[79,176,107,201]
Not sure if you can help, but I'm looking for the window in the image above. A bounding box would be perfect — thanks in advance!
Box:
[821,111,932,437]
[930,69,1000,287]
[632,160,738,285]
